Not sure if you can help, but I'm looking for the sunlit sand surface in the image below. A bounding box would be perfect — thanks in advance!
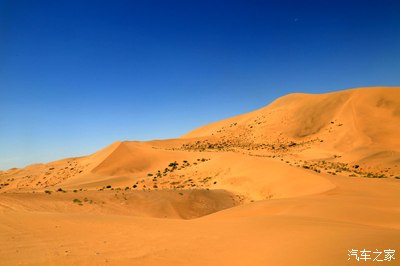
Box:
[1,87,399,265]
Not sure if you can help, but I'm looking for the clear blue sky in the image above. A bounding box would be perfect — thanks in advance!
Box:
[1,0,399,169]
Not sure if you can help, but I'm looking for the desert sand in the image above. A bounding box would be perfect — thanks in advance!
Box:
[0,87,399,265]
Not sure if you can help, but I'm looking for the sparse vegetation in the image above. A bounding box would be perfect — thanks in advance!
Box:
[73,198,82,204]
[294,159,393,180]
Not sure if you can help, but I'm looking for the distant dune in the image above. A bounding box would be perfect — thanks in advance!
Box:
[1,87,399,265]
[183,87,400,165]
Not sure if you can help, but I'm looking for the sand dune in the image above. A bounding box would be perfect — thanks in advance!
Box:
[0,87,399,265]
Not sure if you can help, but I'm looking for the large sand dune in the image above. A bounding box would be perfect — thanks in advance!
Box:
[0,87,399,265]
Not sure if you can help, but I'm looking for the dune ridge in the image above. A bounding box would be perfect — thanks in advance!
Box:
[0,87,399,265]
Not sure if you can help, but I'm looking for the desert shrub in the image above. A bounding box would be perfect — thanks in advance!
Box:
[106,185,112,189]
[73,198,81,204]
[169,161,179,170]
[44,190,51,194]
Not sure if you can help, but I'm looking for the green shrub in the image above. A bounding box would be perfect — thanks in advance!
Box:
[73,198,82,204]
[57,188,66,193]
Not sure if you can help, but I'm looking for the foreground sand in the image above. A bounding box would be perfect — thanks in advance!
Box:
[1,172,399,265]
[0,87,399,265]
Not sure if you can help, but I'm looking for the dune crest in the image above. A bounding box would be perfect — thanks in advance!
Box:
[1,87,400,265]
[1,87,399,200]
[182,87,400,167]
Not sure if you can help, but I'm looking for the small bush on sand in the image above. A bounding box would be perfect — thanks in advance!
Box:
[73,198,82,204]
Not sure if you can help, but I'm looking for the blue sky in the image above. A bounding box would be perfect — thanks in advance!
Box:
[1,0,399,169]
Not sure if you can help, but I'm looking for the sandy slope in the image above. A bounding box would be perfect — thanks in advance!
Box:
[0,174,399,265]
[0,87,399,265]
[183,87,400,165]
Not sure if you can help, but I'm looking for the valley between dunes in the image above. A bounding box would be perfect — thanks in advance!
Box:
[1,87,399,265]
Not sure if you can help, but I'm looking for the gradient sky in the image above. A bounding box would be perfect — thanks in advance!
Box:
[1,0,399,169]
